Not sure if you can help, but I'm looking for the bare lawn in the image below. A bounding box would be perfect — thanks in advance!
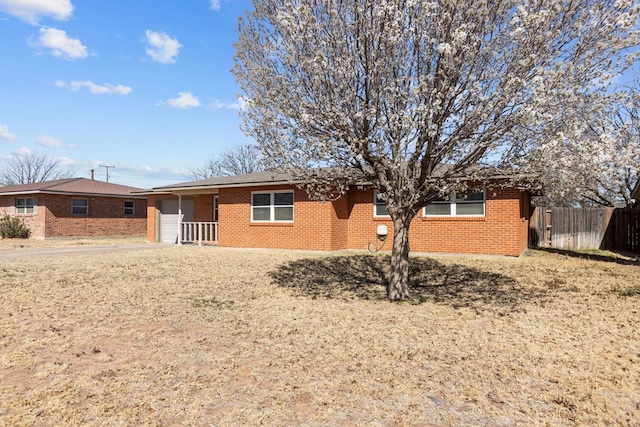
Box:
[1,240,639,426]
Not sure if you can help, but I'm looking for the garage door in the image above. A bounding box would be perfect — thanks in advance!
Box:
[159,199,193,243]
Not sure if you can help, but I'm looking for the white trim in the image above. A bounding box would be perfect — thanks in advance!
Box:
[251,190,294,222]
[178,194,183,245]
[423,188,486,217]
[15,196,37,215]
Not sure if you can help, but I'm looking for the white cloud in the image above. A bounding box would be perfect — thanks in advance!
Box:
[211,96,248,111]
[144,30,181,64]
[29,27,87,60]
[13,146,32,156]
[209,0,221,11]
[0,0,73,24]
[210,98,237,110]
[210,99,226,109]
[37,135,75,148]
[0,124,17,141]
[165,92,201,109]
[55,80,132,95]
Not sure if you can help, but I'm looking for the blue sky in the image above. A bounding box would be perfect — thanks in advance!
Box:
[0,0,253,188]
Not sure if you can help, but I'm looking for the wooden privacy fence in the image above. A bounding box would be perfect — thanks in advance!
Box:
[530,207,640,253]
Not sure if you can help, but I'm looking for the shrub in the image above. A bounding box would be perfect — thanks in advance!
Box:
[0,214,30,239]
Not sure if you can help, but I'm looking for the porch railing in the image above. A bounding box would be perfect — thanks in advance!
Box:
[180,222,218,246]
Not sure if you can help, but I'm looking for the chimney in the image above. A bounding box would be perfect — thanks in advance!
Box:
[90,169,95,180]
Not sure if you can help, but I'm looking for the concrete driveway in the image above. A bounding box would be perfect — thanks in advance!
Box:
[0,243,174,260]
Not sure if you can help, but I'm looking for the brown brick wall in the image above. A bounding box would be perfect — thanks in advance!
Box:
[0,194,146,239]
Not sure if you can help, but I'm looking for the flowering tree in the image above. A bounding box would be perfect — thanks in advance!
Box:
[234,0,639,300]
[531,88,640,208]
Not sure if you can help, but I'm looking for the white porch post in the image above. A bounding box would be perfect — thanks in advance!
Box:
[177,194,182,245]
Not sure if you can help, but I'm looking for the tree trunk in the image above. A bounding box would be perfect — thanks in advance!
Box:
[387,214,412,301]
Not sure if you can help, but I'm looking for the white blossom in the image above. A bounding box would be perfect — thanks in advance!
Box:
[233,0,640,299]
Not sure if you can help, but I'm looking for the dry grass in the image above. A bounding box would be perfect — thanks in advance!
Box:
[0,243,639,426]
[0,236,147,251]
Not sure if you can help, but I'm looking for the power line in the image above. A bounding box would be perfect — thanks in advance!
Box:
[99,165,115,183]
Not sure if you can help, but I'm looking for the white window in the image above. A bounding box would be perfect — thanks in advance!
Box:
[251,191,293,222]
[72,198,88,215]
[424,188,485,217]
[124,201,135,215]
[213,196,219,222]
[16,197,37,214]
[374,192,390,217]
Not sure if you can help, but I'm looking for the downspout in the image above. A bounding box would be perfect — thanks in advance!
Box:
[177,194,182,245]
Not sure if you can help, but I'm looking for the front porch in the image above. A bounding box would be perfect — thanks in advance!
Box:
[179,221,218,246]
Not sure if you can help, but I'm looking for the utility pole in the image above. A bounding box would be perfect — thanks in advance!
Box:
[99,165,115,183]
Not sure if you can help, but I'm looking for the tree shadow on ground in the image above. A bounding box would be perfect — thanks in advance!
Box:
[535,248,640,267]
[269,254,549,314]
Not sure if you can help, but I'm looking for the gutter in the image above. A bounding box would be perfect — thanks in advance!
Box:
[0,190,146,199]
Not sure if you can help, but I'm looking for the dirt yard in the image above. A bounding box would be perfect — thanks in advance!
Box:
[0,240,638,426]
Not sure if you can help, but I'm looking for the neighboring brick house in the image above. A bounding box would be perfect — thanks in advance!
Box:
[0,178,147,239]
[144,171,533,256]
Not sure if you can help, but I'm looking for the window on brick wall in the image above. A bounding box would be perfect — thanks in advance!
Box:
[213,196,219,222]
[374,192,390,217]
[16,197,37,214]
[124,201,135,215]
[423,188,485,217]
[72,198,88,215]
[251,191,293,222]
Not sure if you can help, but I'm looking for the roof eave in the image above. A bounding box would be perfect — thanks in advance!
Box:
[632,180,640,201]
[0,190,41,196]
[0,189,146,198]
[144,179,302,194]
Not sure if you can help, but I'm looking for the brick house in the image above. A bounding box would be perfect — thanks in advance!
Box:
[143,171,533,256]
[0,178,147,239]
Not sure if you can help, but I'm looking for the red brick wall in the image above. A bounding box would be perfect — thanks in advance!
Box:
[330,192,350,250]
[0,195,47,238]
[146,184,530,256]
[218,185,529,256]
[219,185,340,250]
[347,187,529,256]
[145,194,216,243]
[146,194,169,242]
[193,194,215,222]
[0,194,146,239]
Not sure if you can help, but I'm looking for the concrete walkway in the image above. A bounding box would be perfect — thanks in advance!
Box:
[0,243,174,260]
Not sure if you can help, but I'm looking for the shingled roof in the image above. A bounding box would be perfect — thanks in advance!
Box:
[143,166,539,194]
[143,171,295,193]
[0,178,145,198]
